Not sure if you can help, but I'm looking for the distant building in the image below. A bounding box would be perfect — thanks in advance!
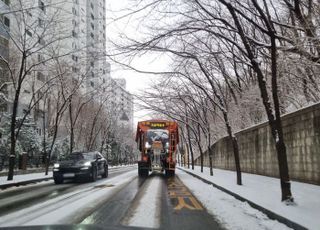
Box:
[110,78,134,130]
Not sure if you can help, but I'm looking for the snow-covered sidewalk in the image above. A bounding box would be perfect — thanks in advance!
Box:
[178,166,320,230]
[0,172,53,187]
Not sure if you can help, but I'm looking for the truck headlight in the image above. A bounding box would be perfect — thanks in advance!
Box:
[83,161,91,166]
[145,142,151,149]
[54,163,60,168]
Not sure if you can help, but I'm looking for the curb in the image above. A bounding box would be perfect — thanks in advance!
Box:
[178,167,307,230]
[0,177,53,190]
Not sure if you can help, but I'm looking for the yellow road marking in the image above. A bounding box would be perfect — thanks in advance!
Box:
[174,197,203,210]
[167,177,203,211]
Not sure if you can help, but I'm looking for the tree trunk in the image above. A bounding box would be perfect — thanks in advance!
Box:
[8,93,19,180]
[69,98,74,154]
[208,132,213,176]
[197,123,204,173]
[186,123,194,170]
[223,111,242,185]
[270,35,293,201]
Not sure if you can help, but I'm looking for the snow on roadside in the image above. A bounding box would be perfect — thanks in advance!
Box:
[178,166,320,230]
[127,176,162,229]
[0,172,53,186]
[0,170,137,226]
[177,170,292,230]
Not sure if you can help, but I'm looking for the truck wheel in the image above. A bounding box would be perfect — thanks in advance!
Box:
[142,169,149,177]
[54,176,63,184]
[165,170,175,177]
[138,167,142,176]
[138,167,148,177]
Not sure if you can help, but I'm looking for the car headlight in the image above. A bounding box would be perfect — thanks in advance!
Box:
[165,142,169,149]
[54,163,60,168]
[83,161,91,166]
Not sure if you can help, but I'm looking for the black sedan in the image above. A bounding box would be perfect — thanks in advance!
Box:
[53,151,108,184]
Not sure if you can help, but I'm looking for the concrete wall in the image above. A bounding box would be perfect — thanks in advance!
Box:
[196,103,320,185]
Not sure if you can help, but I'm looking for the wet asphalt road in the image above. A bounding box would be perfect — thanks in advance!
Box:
[0,167,224,230]
[80,172,223,230]
[0,166,136,217]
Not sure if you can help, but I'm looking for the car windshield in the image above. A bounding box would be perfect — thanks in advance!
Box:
[63,152,94,161]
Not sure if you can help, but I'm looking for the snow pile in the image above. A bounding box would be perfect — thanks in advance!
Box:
[0,172,53,186]
[178,170,292,230]
[178,166,320,230]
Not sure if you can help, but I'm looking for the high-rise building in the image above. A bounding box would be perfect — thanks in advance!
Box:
[111,78,134,129]
[0,0,10,113]
[0,0,10,61]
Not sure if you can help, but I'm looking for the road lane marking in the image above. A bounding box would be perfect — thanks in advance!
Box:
[168,177,203,211]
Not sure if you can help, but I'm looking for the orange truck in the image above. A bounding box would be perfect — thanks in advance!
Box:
[135,120,179,177]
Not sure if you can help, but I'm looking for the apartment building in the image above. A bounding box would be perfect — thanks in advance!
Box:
[0,0,10,113]
[111,78,134,130]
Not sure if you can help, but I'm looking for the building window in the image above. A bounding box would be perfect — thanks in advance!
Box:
[38,0,45,12]
[90,32,94,39]
[37,72,45,81]
[72,55,78,62]
[38,18,44,27]
[38,37,45,45]
[91,13,94,20]
[90,3,94,9]
[72,30,78,38]
[90,81,94,87]
[72,67,79,73]
[25,29,32,37]
[91,23,94,30]
[38,54,43,62]
[2,0,10,6]
[3,16,10,28]
[72,7,77,16]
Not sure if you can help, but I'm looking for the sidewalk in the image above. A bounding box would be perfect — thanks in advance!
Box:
[178,166,320,230]
[0,172,53,189]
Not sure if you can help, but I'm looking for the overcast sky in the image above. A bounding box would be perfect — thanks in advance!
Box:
[105,0,167,93]
[105,0,170,123]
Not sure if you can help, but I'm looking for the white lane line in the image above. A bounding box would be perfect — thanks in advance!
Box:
[127,176,162,229]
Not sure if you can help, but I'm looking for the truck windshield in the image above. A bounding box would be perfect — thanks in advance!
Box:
[146,129,169,144]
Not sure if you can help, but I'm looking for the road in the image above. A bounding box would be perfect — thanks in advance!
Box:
[0,166,223,230]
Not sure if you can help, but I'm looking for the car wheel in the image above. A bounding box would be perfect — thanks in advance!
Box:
[102,164,108,178]
[91,165,98,182]
[54,176,63,184]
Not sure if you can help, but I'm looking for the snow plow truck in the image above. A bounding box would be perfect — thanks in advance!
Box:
[135,120,179,177]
